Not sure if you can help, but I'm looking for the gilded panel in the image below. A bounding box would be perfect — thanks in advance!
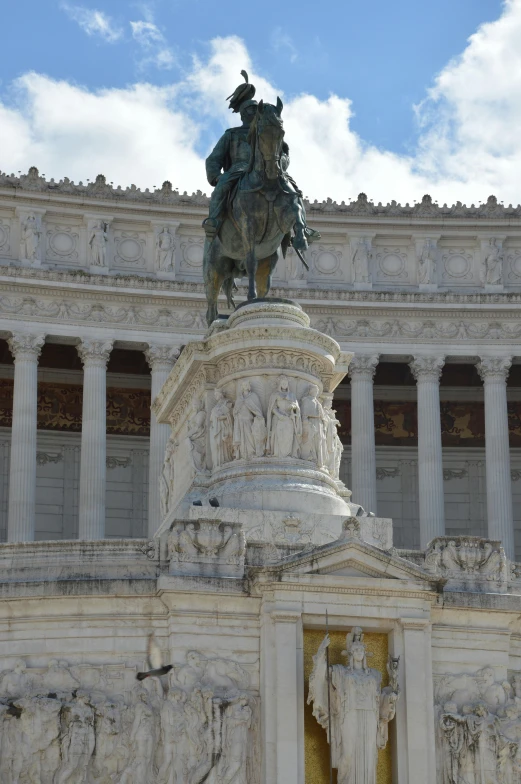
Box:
[303,629,391,784]
[0,380,151,435]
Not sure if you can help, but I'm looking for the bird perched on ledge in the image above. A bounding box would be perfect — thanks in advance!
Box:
[136,634,173,681]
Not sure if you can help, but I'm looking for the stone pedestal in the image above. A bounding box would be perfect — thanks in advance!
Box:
[154,301,360,534]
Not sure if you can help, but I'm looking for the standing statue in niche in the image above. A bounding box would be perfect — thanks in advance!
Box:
[266,375,302,458]
[418,238,437,284]
[20,213,41,261]
[300,384,327,470]
[186,398,207,472]
[308,628,400,784]
[353,238,371,283]
[210,388,234,469]
[482,238,503,285]
[232,380,265,460]
[323,398,343,480]
[89,220,108,267]
[156,226,176,272]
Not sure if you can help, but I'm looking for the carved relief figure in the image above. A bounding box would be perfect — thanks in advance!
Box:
[20,214,41,260]
[88,220,108,266]
[323,398,343,479]
[216,696,252,783]
[267,375,302,458]
[233,380,265,460]
[158,689,187,784]
[300,384,327,469]
[418,238,437,284]
[353,238,371,283]
[308,627,399,784]
[160,435,176,519]
[156,226,176,272]
[186,397,207,472]
[482,238,503,285]
[120,690,157,783]
[0,658,30,701]
[55,695,95,784]
[210,388,234,469]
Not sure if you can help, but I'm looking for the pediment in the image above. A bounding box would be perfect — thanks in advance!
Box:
[272,537,431,582]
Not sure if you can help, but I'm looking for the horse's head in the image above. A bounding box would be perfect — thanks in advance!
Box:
[249,97,284,180]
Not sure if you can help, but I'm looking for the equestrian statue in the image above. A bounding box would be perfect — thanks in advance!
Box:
[202,71,320,325]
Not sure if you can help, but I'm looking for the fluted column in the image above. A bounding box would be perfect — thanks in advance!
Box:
[7,332,45,542]
[349,354,379,514]
[476,357,514,558]
[410,356,445,548]
[77,339,113,540]
[145,344,179,538]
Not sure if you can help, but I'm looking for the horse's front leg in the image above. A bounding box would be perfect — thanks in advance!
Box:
[246,246,257,300]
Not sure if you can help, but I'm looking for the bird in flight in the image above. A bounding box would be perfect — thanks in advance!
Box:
[136,634,173,681]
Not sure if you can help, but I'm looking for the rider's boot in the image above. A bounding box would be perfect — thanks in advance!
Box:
[305,227,321,244]
[292,225,309,252]
[202,217,220,239]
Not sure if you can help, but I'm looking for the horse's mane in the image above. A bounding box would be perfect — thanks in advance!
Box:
[247,104,284,173]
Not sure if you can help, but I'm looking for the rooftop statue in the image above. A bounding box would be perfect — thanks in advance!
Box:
[202,70,320,324]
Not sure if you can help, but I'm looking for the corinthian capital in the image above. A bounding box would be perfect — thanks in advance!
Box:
[476,357,512,382]
[77,339,113,368]
[348,354,379,380]
[7,332,45,361]
[409,356,445,382]
[144,344,180,372]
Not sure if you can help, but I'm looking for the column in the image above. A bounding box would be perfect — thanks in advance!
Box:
[476,357,514,558]
[7,332,45,542]
[77,339,113,540]
[145,345,179,538]
[349,354,379,514]
[409,356,445,548]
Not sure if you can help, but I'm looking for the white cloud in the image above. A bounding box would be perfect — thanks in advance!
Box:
[130,19,176,70]
[271,27,298,63]
[61,4,122,43]
[3,2,521,204]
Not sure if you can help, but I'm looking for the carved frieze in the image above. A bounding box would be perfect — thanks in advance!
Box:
[0,650,259,784]
[168,517,246,577]
[424,536,507,590]
[435,666,521,784]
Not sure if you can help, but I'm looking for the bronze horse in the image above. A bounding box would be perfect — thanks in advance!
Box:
[203,98,300,325]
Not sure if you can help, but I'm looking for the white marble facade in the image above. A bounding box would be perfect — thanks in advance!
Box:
[2,173,521,782]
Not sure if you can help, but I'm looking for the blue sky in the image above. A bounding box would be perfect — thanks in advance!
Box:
[2,0,521,203]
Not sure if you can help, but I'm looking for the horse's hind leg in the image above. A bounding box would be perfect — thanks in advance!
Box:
[256,252,278,298]
[246,247,257,301]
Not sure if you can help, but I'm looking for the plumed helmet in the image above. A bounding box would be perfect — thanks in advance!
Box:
[227,70,257,113]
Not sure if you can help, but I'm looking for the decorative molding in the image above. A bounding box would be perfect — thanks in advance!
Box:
[106,456,132,470]
[443,468,468,481]
[36,451,63,466]
[376,467,401,480]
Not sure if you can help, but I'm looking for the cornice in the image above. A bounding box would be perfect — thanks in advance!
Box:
[3,173,521,222]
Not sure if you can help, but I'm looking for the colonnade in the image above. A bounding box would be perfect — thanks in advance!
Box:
[349,354,515,559]
[3,335,517,559]
[5,333,179,543]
